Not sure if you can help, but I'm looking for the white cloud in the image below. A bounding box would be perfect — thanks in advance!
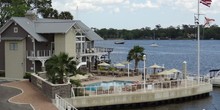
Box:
[157,0,220,14]
[52,0,220,15]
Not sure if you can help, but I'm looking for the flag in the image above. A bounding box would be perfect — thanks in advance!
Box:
[200,0,212,7]
[204,17,215,27]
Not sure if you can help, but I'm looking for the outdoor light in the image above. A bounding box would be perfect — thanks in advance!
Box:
[143,54,146,92]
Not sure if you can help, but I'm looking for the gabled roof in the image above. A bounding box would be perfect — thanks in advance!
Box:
[74,20,103,41]
[0,17,47,42]
[0,17,103,41]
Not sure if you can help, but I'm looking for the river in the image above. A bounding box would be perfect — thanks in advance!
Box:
[95,40,220,110]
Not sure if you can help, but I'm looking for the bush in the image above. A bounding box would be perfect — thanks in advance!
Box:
[70,79,82,87]
[23,72,31,81]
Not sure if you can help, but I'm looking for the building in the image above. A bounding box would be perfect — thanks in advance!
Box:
[0,11,113,79]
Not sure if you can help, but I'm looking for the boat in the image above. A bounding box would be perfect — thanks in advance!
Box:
[114,41,125,44]
[206,69,220,87]
[150,43,159,47]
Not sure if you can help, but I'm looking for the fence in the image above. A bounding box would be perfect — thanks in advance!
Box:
[71,78,210,97]
[55,94,78,110]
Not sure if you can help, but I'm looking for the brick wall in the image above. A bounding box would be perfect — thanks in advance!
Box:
[31,74,71,99]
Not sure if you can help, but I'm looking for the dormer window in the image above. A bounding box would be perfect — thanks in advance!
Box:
[14,27,18,33]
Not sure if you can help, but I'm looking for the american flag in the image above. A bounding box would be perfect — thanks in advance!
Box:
[200,0,212,7]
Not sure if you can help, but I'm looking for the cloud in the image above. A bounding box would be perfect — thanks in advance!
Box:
[131,0,159,9]
[157,0,220,14]
[52,0,220,15]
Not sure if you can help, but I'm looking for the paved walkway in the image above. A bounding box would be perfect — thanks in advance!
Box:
[0,84,32,110]
[1,80,58,110]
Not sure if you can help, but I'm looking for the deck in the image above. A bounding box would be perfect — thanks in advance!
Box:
[66,76,213,108]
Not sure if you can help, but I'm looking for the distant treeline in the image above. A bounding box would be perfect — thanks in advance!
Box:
[94,24,220,40]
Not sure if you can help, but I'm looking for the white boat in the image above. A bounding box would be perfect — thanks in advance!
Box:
[207,69,220,87]
[150,43,159,47]
[114,41,125,44]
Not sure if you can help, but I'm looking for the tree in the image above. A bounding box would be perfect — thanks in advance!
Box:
[127,45,145,72]
[45,52,77,84]
[0,0,28,27]
[38,7,58,19]
[59,11,73,20]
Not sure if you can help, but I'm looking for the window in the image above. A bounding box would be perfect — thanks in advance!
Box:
[9,43,18,50]
[14,27,18,33]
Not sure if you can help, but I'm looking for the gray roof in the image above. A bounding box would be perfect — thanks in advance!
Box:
[35,19,76,33]
[0,17,103,41]
[12,17,47,42]
[74,20,103,41]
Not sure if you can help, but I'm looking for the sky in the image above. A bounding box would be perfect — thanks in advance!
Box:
[52,0,220,30]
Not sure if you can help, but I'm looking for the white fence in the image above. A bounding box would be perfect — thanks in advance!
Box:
[55,94,78,110]
[71,78,210,97]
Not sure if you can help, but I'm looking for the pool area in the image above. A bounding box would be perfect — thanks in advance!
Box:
[85,80,134,91]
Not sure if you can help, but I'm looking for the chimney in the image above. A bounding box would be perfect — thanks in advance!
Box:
[25,10,37,20]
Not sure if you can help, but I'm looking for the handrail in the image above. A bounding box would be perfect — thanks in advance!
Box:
[27,50,53,58]
[55,94,78,110]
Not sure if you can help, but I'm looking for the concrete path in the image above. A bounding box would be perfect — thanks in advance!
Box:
[0,84,32,110]
[1,80,58,110]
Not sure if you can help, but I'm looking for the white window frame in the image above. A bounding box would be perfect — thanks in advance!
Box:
[9,43,18,51]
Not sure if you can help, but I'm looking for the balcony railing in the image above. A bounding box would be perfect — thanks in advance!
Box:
[77,47,113,55]
[27,50,53,59]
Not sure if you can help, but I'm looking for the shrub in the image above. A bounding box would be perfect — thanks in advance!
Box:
[23,72,31,80]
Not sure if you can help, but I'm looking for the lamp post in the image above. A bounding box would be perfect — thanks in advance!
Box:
[143,54,146,92]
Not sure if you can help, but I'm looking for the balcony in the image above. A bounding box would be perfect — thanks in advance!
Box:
[77,47,113,56]
[27,50,53,61]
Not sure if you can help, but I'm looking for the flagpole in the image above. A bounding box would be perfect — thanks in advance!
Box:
[197,0,200,84]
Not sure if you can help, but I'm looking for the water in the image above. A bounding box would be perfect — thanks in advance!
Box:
[96,40,220,75]
[85,80,133,91]
[95,40,220,110]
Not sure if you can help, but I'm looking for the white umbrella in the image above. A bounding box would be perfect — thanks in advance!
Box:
[70,74,88,80]
[114,63,125,67]
[98,62,110,66]
[157,70,170,75]
[149,63,162,74]
[149,64,162,69]
[168,68,181,73]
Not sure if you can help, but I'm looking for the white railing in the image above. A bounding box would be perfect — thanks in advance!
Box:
[55,94,78,110]
[27,50,53,58]
[71,78,210,97]
[78,47,113,54]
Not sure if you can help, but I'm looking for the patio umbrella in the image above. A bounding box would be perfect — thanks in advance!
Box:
[149,64,162,69]
[157,70,170,75]
[114,63,125,67]
[168,68,181,73]
[70,74,88,80]
[98,62,110,66]
[149,63,162,74]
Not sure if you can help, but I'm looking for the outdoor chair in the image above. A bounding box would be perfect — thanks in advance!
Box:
[97,87,103,94]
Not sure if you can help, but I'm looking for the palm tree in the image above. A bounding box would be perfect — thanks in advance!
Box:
[127,45,145,72]
[45,52,77,84]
